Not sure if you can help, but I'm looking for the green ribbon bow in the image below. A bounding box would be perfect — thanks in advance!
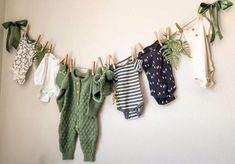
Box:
[198,0,233,43]
[2,20,28,52]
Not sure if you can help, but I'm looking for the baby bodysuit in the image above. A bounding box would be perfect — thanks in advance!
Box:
[138,41,176,105]
[34,53,60,102]
[34,46,48,67]
[114,56,144,120]
[12,35,37,85]
[182,15,215,88]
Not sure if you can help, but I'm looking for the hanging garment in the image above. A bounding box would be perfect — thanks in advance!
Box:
[182,15,215,88]
[113,56,144,120]
[12,35,37,85]
[33,46,48,67]
[34,53,60,102]
[138,41,176,105]
[56,65,113,162]
[90,67,114,116]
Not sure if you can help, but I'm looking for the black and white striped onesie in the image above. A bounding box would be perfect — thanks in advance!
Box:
[114,56,144,119]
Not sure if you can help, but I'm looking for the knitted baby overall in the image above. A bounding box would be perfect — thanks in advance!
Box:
[56,65,113,161]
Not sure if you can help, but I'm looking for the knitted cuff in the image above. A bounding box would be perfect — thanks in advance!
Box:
[84,153,95,162]
[62,151,74,160]
[56,90,65,112]
[56,64,67,87]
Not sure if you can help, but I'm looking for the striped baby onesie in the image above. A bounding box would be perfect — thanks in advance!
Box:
[114,56,144,119]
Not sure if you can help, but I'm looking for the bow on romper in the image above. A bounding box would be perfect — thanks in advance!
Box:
[56,64,113,162]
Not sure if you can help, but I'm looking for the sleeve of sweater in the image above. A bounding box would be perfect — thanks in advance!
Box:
[34,55,47,86]
[92,68,104,103]
[56,64,69,112]
[87,68,106,117]
[56,64,68,88]
[103,69,114,96]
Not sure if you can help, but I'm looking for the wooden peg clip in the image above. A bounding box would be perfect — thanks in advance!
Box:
[73,58,76,70]
[166,27,171,40]
[104,55,110,69]
[67,55,71,68]
[59,53,67,64]
[131,46,135,62]
[36,34,41,45]
[48,44,53,53]
[109,55,116,69]
[69,58,73,72]
[138,42,144,53]
[175,23,183,33]
[41,41,49,51]
[98,57,105,69]
[65,54,69,65]
[154,31,162,46]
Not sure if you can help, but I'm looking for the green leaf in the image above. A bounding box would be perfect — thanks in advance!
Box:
[161,33,191,69]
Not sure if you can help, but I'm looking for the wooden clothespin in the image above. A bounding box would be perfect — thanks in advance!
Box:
[59,53,68,64]
[73,58,76,70]
[104,55,109,69]
[25,24,30,36]
[69,58,71,72]
[65,54,68,65]
[138,42,144,53]
[106,55,110,69]
[70,58,74,72]
[109,55,116,69]
[98,57,105,70]
[92,61,96,75]
[175,23,183,33]
[131,46,136,62]
[166,27,171,40]
[67,55,71,68]
[36,34,41,45]
[48,44,53,53]
[154,31,162,46]
[41,41,48,51]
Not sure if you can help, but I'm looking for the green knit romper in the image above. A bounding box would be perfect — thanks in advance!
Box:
[56,65,113,162]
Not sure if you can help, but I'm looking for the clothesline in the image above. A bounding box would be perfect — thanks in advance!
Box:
[1,0,233,162]
[22,15,198,71]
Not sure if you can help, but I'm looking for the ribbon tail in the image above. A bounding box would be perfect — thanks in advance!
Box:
[11,26,21,49]
[5,28,11,52]
[210,23,216,43]
[216,6,223,39]
[209,6,216,42]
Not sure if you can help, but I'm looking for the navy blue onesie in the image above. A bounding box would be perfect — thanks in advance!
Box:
[138,41,176,105]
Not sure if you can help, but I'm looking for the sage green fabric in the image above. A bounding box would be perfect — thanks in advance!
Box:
[89,68,114,116]
[33,46,48,67]
[56,64,68,112]
[56,65,113,161]
[198,0,233,42]
[2,20,28,52]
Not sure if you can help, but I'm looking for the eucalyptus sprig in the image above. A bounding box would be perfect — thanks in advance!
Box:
[160,33,191,69]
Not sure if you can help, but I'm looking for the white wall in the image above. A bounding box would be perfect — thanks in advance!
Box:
[0,0,5,155]
[0,0,235,164]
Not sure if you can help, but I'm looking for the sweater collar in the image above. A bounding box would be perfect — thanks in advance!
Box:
[71,68,92,81]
